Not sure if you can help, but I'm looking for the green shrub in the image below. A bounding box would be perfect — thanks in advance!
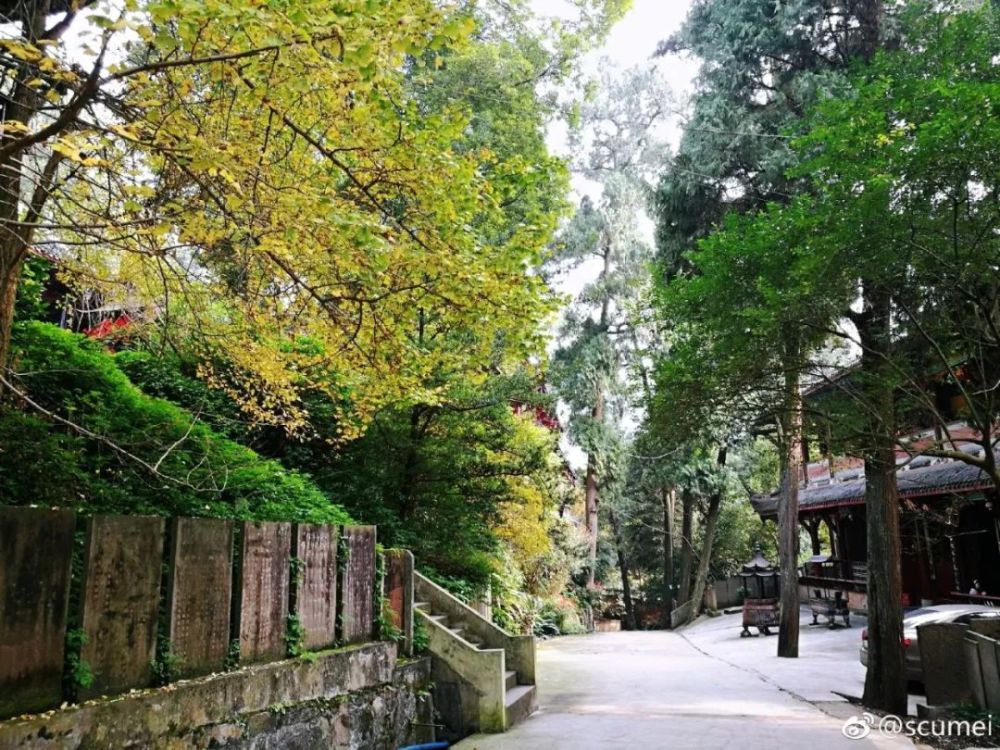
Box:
[63,628,93,700]
[150,639,184,686]
[0,411,89,505]
[14,254,51,323]
[285,614,306,657]
[412,617,430,654]
[1,322,351,525]
[115,351,251,442]
[533,596,586,636]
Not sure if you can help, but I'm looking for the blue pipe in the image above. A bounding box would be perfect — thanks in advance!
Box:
[398,744,449,750]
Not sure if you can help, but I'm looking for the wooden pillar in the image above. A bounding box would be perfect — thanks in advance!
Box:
[802,517,822,556]
[826,516,840,559]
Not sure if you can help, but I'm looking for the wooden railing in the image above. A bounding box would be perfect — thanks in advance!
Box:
[799,559,868,591]
[950,591,1000,607]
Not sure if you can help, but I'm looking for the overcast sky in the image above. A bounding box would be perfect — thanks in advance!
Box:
[579,0,695,71]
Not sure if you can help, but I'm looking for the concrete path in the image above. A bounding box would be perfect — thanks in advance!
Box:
[455,613,916,750]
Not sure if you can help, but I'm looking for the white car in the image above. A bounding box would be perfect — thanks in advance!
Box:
[860,604,1000,682]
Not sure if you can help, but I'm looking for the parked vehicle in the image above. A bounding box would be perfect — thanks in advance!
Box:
[860,604,1000,682]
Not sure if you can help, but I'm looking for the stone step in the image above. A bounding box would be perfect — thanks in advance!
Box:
[421,608,490,649]
[504,670,518,691]
[504,684,536,728]
[449,626,483,648]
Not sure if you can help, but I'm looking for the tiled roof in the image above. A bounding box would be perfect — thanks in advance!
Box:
[752,457,997,517]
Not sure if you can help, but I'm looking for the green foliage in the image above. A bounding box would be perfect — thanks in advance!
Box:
[491,507,589,633]
[120,333,564,593]
[150,640,184,686]
[948,703,999,727]
[533,597,587,636]
[710,495,776,580]
[285,614,306,658]
[0,411,89,505]
[224,639,241,672]
[316,384,558,590]
[637,2,1000,642]
[372,550,402,643]
[115,351,251,443]
[660,1,1000,465]
[784,2,1000,460]
[1,322,352,525]
[377,599,404,644]
[421,569,483,604]
[412,617,430,655]
[289,556,306,588]
[653,0,873,276]
[14,255,52,324]
[63,628,93,698]
[410,30,569,262]
[547,66,668,590]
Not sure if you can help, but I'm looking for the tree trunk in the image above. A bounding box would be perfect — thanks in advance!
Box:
[687,448,728,623]
[583,452,599,586]
[858,285,907,715]
[580,242,614,587]
[688,494,722,622]
[0,115,31,386]
[0,2,49,385]
[661,486,675,626]
[862,442,906,713]
[0,248,23,386]
[0,1,106,385]
[398,405,429,521]
[609,508,637,630]
[777,351,802,658]
[856,0,884,61]
[678,489,695,607]
[583,388,604,586]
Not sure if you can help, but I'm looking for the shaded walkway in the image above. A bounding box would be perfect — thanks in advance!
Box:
[455,625,914,749]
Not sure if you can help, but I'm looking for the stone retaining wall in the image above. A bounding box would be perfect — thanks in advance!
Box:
[0,643,434,750]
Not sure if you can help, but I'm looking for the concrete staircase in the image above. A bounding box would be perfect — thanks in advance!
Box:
[414,572,537,735]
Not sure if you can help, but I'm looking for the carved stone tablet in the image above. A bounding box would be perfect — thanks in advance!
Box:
[236,521,291,662]
[918,623,972,706]
[293,524,337,651]
[79,515,165,700]
[0,507,76,717]
[340,526,376,644]
[167,518,233,677]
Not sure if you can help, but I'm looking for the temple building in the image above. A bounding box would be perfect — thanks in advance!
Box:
[752,421,1000,610]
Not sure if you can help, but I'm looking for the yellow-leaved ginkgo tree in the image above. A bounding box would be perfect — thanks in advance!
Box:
[0,0,557,435]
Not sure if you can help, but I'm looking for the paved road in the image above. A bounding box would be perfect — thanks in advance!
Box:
[455,622,916,750]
